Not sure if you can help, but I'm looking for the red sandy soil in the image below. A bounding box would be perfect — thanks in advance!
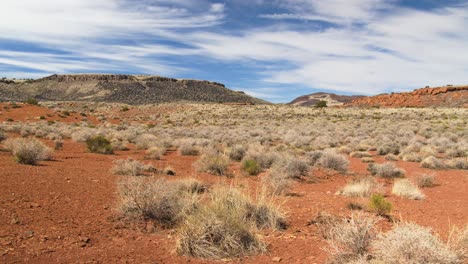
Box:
[0,107,467,263]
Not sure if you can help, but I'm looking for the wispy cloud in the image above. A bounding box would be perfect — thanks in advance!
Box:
[0,0,467,101]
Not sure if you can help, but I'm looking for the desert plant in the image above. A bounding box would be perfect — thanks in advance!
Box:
[195,150,230,176]
[112,159,149,176]
[262,167,293,195]
[176,186,285,259]
[349,151,372,158]
[367,162,405,178]
[377,142,400,155]
[135,134,157,150]
[25,97,38,105]
[241,159,262,176]
[400,152,422,162]
[305,150,323,166]
[179,141,199,156]
[446,158,468,170]
[373,223,459,264]
[421,156,445,169]
[416,173,436,188]
[315,100,328,108]
[274,156,310,179]
[392,179,425,200]
[54,139,63,150]
[369,194,392,216]
[118,178,198,228]
[336,177,383,198]
[325,213,377,263]
[144,146,166,160]
[385,154,399,161]
[0,130,6,142]
[318,150,349,173]
[86,135,113,154]
[4,137,52,165]
[228,145,246,161]
[447,225,468,261]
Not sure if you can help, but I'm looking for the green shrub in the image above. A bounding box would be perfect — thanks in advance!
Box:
[241,159,261,176]
[25,97,38,105]
[315,100,328,108]
[86,135,113,154]
[369,194,392,216]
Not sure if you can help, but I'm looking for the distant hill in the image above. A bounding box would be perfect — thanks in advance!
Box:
[0,74,268,105]
[288,92,365,107]
[346,85,468,108]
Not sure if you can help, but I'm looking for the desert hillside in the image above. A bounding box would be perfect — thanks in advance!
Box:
[0,74,268,105]
[289,92,365,106]
[347,85,468,108]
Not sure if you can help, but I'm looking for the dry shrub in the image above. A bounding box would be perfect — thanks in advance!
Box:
[135,133,157,150]
[179,141,199,156]
[145,146,166,160]
[367,162,405,178]
[421,156,445,169]
[318,150,349,173]
[400,152,422,162]
[324,213,377,263]
[54,139,63,150]
[274,156,309,179]
[377,142,400,155]
[176,186,285,259]
[361,157,374,163]
[86,135,113,154]
[416,173,436,188]
[392,179,425,200]
[262,167,293,195]
[228,145,246,161]
[118,178,198,228]
[305,150,323,166]
[336,177,383,198]
[174,178,206,194]
[373,223,460,264]
[112,159,152,176]
[0,130,6,142]
[446,158,468,170]
[4,137,52,165]
[245,150,280,169]
[385,154,399,161]
[448,225,468,261]
[195,150,230,176]
[350,151,372,158]
[163,166,176,176]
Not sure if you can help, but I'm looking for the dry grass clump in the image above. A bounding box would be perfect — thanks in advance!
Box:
[336,177,383,198]
[416,173,436,188]
[324,213,377,263]
[377,142,400,155]
[448,225,468,261]
[112,159,154,176]
[228,145,246,161]
[176,186,285,259]
[195,149,230,176]
[421,156,445,169]
[275,156,309,179]
[262,167,293,195]
[135,133,158,150]
[245,150,280,169]
[349,151,372,158]
[446,158,468,170]
[385,154,399,161]
[367,162,405,178]
[174,178,206,194]
[4,137,52,165]
[305,150,323,166]
[318,150,349,173]
[144,146,167,160]
[392,179,425,200]
[400,152,422,162]
[361,157,374,163]
[373,223,459,264]
[179,141,200,156]
[118,178,199,228]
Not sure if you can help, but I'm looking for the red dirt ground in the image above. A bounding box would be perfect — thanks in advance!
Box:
[0,107,467,263]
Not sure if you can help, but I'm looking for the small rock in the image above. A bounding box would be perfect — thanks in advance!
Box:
[272,257,282,262]
[24,230,34,238]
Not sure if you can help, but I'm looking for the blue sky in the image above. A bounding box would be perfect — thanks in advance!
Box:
[0,0,467,102]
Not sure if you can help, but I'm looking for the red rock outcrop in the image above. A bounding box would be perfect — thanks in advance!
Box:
[347,85,468,108]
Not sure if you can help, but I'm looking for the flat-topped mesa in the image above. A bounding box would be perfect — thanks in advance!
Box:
[0,74,267,105]
[40,74,136,82]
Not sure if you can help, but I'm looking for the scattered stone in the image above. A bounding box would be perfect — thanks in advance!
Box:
[272,257,282,262]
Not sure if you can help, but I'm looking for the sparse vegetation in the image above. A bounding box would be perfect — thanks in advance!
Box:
[4,137,52,165]
[337,177,382,198]
[86,135,113,154]
[367,162,405,178]
[392,179,425,200]
[241,159,261,176]
[318,150,349,173]
[416,173,436,188]
[369,194,392,216]
[112,159,153,176]
[195,150,230,176]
